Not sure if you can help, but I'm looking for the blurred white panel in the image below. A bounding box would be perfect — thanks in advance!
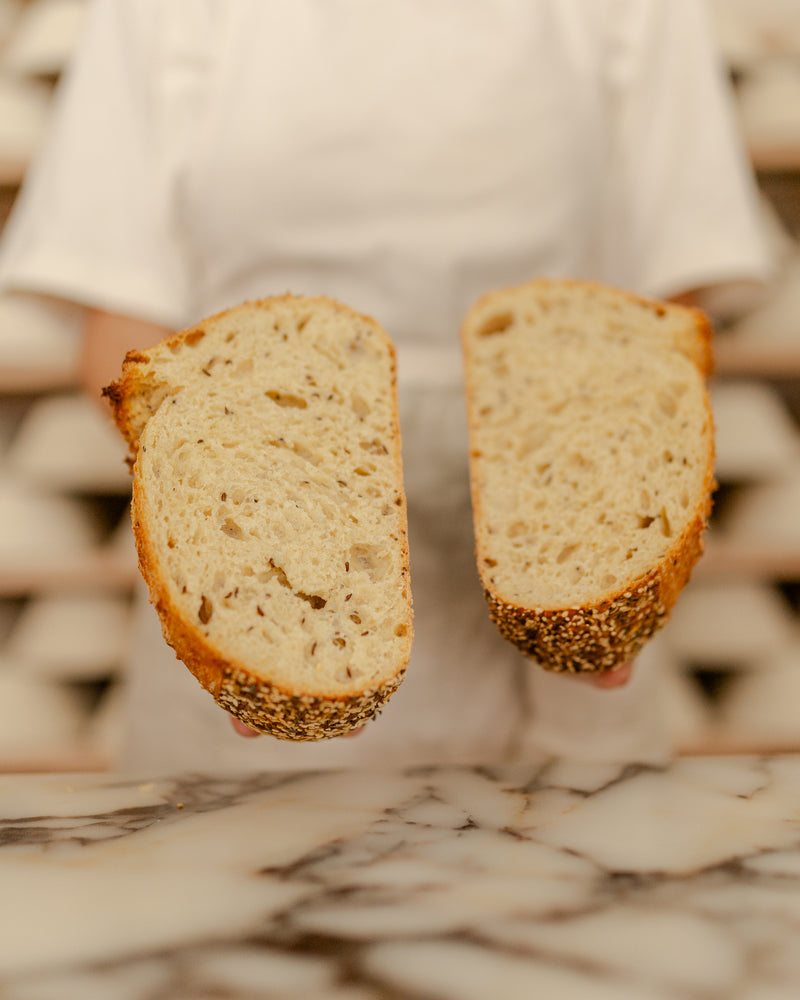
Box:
[706,0,768,69]
[0,472,99,557]
[86,679,125,763]
[0,396,27,464]
[0,0,23,52]
[660,668,716,748]
[724,472,800,546]
[709,0,800,61]
[107,505,135,554]
[664,579,796,663]
[0,74,52,175]
[646,636,716,746]
[2,0,87,77]
[8,393,131,493]
[0,598,18,643]
[724,255,800,347]
[711,380,800,481]
[0,667,86,759]
[737,59,800,154]
[719,643,800,746]
[6,592,131,679]
[0,292,82,377]
[756,192,797,269]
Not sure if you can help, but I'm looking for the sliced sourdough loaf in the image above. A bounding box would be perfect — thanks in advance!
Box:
[104,294,413,739]
[461,278,715,674]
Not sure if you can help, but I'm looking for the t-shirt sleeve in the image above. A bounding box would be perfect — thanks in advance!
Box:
[0,0,190,328]
[602,0,772,299]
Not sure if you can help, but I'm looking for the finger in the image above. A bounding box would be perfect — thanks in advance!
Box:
[342,726,365,739]
[584,660,634,689]
[230,716,262,738]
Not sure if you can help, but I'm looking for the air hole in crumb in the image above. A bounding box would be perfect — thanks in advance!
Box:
[221,517,244,540]
[297,592,327,610]
[351,394,370,420]
[660,507,672,537]
[333,637,346,648]
[638,515,656,529]
[556,543,579,564]
[198,595,213,624]
[349,543,390,581]
[517,428,550,459]
[266,560,291,589]
[266,390,307,409]
[360,439,388,455]
[477,311,514,336]
[395,624,408,637]
[657,391,677,418]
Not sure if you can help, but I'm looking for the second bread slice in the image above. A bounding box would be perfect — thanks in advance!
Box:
[461,279,715,674]
[105,294,413,739]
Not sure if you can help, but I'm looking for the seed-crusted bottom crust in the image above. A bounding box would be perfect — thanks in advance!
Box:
[487,512,708,673]
[215,666,406,741]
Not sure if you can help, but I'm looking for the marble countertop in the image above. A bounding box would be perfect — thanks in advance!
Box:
[3,756,800,999]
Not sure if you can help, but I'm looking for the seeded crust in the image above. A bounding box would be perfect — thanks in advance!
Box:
[461,278,715,674]
[485,509,708,673]
[104,294,413,739]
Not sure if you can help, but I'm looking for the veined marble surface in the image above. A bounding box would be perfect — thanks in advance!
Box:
[3,757,800,999]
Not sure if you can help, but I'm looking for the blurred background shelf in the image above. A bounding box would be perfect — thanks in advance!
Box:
[714,340,800,375]
[0,365,78,392]
[699,541,800,581]
[751,149,800,173]
[0,547,137,597]
[0,160,26,187]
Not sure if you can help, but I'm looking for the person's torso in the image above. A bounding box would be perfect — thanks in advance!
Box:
[159,0,612,345]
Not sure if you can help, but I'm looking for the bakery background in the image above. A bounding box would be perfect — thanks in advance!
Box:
[0,0,798,771]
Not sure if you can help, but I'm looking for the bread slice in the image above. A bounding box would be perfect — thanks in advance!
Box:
[460,278,715,674]
[104,294,413,739]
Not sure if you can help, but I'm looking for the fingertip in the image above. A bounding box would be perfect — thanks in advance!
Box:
[588,660,635,689]
[230,716,261,738]
[342,725,365,739]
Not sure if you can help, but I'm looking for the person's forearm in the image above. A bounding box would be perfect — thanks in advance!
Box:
[81,309,173,403]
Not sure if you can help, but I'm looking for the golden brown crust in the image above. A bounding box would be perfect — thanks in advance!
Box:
[110,294,411,739]
[462,277,716,674]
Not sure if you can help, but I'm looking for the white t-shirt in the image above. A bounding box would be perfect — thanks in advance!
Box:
[0,0,769,772]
